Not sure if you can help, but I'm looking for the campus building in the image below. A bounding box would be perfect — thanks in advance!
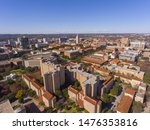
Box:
[22,74,56,107]
[117,88,136,113]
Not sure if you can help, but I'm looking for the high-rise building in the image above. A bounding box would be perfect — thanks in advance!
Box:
[130,41,146,49]
[41,60,65,94]
[67,64,103,113]
[76,34,79,44]
[18,36,30,49]
[59,38,68,43]
[44,71,60,93]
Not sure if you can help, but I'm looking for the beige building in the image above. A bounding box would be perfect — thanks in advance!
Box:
[22,74,56,107]
[64,50,80,58]
[66,64,103,113]
[68,85,102,113]
[84,96,102,113]
[67,65,101,98]
[24,59,41,68]
[40,60,65,94]
[120,38,130,47]
[101,76,114,95]
[115,66,144,80]
[42,91,56,107]
[135,83,147,103]
[117,88,135,113]
[115,74,141,88]
[94,66,110,76]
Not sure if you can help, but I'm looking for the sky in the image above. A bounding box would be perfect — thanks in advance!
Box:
[0,0,150,34]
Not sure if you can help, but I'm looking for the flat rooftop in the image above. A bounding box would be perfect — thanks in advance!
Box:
[0,100,14,113]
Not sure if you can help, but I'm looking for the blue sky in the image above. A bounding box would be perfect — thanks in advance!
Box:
[0,0,150,34]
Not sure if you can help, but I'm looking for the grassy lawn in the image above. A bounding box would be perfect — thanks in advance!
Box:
[11,69,27,75]
[62,99,88,113]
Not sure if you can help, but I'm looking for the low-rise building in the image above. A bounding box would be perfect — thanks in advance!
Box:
[82,57,106,66]
[68,85,102,113]
[101,76,114,95]
[0,100,14,113]
[115,73,142,87]
[22,74,56,107]
[117,88,136,113]
[24,59,41,68]
[115,66,144,80]
[135,83,147,103]
[110,58,120,65]
[119,52,137,62]
[64,50,80,58]
[130,41,146,49]
[94,66,110,76]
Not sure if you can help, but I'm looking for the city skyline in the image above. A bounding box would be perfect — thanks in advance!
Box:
[0,0,150,34]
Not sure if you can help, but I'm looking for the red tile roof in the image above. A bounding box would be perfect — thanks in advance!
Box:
[31,80,42,90]
[84,96,97,106]
[77,98,84,108]
[82,57,105,65]
[68,85,79,94]
[23,74,32,81]
[110,59,120,65]
[117,96,133,113]
[94,66,110,73]
[43,91,54,100]
[115,73,142,82]
[125,88,136,96]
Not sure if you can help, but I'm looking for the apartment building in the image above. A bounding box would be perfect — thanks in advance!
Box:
[41,60,65,94]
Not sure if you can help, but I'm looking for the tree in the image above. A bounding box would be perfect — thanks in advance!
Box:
[26,89,37,98]
[7,79,15,85]
[36,77,44,85]
[55,102,62,110]
[132,101,143,113]
[54,90,62,97]
[101,93,113,103]
[115,77,122,83]
[0,75,3,80]
[18,97,24,103]
[21,54,28,60]
[62,89,69,99]
[110,85,121,96]
[74,80,81,91]
[16,90,24,99]
[26,67,39,73]
[0,92,16,103]
[43,107,53,113]
[39,101,45,107]
[144,72,150,84]
[20,81,28,89]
